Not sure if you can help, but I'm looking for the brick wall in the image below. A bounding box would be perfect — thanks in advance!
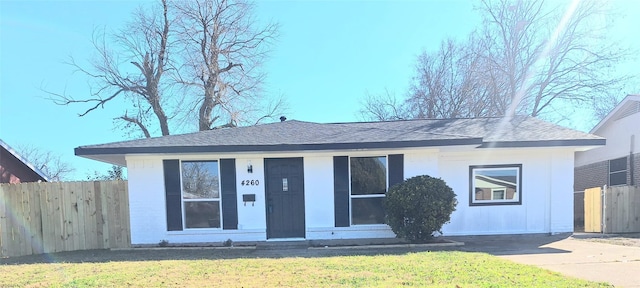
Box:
[574,161,608,191]
[574,152,640,191]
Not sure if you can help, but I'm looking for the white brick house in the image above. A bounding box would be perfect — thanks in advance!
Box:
[76,116,603,245]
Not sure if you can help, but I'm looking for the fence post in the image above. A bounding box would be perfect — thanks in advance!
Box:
[602,185,607,234]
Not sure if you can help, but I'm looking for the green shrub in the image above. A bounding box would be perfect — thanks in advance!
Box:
[385,175,457,243]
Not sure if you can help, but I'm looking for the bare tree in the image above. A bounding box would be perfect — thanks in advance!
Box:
[50,0,283,137]
[51,0,172,138]
[358,89,410,121]
[407,37,497,119]
[361,37,496,121]
[172,0,280,130]
[16,145,75,181]
[360,0,633,123]
[477,0,630,119]
[86,165,127,181]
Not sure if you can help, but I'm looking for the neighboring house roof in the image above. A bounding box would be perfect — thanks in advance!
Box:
[0,139,49,182]
[475,175,517,189]
[591,94,640,134]
[76,116,604,166]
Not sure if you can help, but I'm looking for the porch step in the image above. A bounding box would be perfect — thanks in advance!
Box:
[256,240,310,250]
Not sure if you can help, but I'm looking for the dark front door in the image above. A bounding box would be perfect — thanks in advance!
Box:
[265,158,305,239]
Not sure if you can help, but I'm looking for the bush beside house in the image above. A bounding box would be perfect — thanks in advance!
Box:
[385,175,457,243]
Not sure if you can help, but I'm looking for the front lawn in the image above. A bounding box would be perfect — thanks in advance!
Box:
[0,250,610,287]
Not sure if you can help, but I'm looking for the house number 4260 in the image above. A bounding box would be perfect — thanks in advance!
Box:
[241,180,259,186]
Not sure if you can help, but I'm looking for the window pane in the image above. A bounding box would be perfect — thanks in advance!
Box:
[184,201,220,228]
[351,157,387,195]
[609,157,627,173]
[182,161,219,199]
[610,171,627,186]
[492,189,505,200]
[352,197,385,225]
[474,168,518,201]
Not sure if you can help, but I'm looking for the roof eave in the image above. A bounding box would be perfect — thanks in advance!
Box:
[75,138,483,157]
[478,139,606,148]
[590,94,640,133]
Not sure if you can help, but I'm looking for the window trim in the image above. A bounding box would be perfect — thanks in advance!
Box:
[180,160,223,230]
[469,164,522,206]
[608,157,628,187]
[349,155,388,225]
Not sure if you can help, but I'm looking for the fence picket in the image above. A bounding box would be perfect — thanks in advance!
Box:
[39,184,53,253]
[13,184,26,257]
[597,185,640,233]
[81,181,96,250]
[30,183,44,254]
[0,181,130,257]
[0,185,7,257]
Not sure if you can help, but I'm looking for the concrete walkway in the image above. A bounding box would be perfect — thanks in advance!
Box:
[451,234,640,287]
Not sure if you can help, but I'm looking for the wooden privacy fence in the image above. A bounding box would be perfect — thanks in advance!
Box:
[584,185,640,234]
[0,181,130,257]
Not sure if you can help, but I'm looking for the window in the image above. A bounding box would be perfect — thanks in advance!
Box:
[470,164,522,206]
[609,157,627,186]
[181,161,221,229]
[350,156,387,225]
[492,189,505,200]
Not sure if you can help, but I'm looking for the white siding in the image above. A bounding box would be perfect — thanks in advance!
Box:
[126,158,168,245]
[576,111,640,166]
[404,150,439,178]
[549,150,575,233]
[125,147,576,244]
[438,148,574,236]
[303,156,334,229]
[234,157,267,231]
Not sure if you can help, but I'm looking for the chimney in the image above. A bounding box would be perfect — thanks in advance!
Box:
[280,116,287,122]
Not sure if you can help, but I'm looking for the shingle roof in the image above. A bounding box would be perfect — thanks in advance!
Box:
[75,116,604,158]
[0,139,50,182]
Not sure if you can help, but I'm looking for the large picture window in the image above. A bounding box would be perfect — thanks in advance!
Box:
[609,157,627,186]
[350,156,387,225]
[470,164,522,206]
[181,161,221,229]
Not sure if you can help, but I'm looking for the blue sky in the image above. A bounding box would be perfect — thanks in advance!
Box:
[0,0,637,180]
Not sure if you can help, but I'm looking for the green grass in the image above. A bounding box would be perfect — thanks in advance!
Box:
[0,251,610,287]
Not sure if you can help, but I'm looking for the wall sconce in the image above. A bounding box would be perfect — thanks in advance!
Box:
[247,161,253,173]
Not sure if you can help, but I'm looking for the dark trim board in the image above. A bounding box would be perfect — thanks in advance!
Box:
[220,159,238,230]
[163,160,183,231]
[479,139,605,148]
[75,138,482,156]
[333,156,350,227]
[388,154,404,188]
[77,138,604,157]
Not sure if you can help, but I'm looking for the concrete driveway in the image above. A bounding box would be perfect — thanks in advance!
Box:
[451,233,640,287]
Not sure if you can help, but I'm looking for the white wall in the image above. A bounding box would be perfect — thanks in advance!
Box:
[404,150,439,178]
[549,150,575,233]
[303,156,334,229]
[125,146,576,244]
[576,112,640,166]
[126,155,268,245]
[438,148,575,236]
[233,157,267,231]
[126,158,166,245]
